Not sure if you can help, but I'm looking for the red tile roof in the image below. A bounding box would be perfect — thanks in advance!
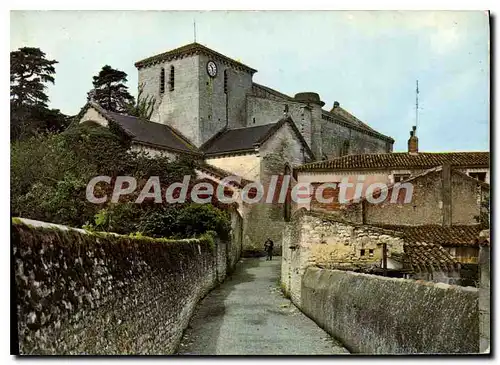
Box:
[296,151,490,171]
[403,241,459,272]
[376,224,483,247]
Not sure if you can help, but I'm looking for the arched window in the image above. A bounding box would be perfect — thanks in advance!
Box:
[159,68,165,94]
[169,66,175,91]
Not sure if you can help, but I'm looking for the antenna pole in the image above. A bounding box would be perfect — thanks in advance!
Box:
[415,80,419,135]
[193,19,197,43]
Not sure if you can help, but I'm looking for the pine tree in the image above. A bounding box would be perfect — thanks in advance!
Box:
[10,47,68,139]
[10,47,57,108]
[90,65,135,113]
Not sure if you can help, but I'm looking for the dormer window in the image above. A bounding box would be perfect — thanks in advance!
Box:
[169,66,175,91]
[160,68,165,94]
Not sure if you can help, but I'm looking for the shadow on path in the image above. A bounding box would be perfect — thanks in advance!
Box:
[176,257,348,355]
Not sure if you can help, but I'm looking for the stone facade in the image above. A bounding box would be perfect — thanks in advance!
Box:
[281,211,406,306]
[281,210,465,307]
[12,219,241,355]
[136,43,393,156]
[319,113,392,159]
[301,267,479,354]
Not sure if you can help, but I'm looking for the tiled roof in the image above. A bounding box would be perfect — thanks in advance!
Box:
[200,116,314,158]
[296,151,490,171]
[403,241,459,272]
[377,224,483,247]
[134,42,257,74]
[82,102,200,154]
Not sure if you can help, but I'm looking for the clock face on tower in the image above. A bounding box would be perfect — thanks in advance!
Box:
[207,61,217,78]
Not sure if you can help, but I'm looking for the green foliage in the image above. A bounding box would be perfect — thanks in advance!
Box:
[138,204,231,239]
[11,123,230,239]
[89,65,135,113]
[10,47,69,140]
[10,47,57,109]
[125,83,156,120]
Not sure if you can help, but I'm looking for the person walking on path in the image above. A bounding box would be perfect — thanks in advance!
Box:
[264,238,274,261]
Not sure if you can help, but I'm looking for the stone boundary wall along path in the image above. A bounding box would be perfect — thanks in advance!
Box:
[301,267,479,354]
[12,218,238,355]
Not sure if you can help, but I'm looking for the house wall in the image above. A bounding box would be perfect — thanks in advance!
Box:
[301,267,479,354]
[451,172,487,225]
[295,170,391,211]
[12,220,240,355]
[130,143,178,160]
[281,211,405,306]
[241,123,310,255]
[79,107,109,127]
[246,96,312,147]
[364,170,443,226]
[205,153,261,181]
[138,56,201,146]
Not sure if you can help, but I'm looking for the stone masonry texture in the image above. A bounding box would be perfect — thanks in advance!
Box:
[301,267,479,354]
[12,220,240,355]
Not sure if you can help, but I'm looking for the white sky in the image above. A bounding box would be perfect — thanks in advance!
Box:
[10,10,490,152]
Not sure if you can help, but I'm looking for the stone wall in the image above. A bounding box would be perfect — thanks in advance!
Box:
[301,267,479,354]
[478,244,490,353]
[246,96,312,147]
[451,171,488,225]
[364,169,443,226]
[319,114,391,159]
[12,219,240,355]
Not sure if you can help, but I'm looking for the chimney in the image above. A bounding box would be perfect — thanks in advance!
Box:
[330,101,340,112]
[408,125,418,154]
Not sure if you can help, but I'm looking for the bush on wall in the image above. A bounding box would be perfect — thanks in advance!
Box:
[11,123,231,238]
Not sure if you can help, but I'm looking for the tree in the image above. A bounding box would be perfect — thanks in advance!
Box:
[125,83,156,120]
[90,65,135,113]
[10,47,69,140]
[10,47,57,109]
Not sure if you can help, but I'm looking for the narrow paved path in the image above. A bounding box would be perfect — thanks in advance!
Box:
[177,257,349,355]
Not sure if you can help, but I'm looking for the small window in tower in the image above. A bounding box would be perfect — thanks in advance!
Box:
[169,66,175,91]
[369,249,374,257]
[253,117,256,124]
[160,68,165,94]
[360,249,366,256]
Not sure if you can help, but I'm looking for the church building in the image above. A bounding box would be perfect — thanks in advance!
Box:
[77,42,395,254]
